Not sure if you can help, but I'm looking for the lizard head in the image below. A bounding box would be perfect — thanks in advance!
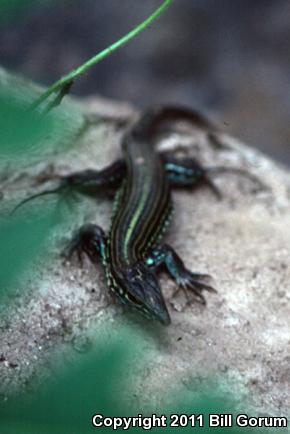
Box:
[114,262,171,326]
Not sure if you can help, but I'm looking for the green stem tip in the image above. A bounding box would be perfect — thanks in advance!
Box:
[31,0,174,111]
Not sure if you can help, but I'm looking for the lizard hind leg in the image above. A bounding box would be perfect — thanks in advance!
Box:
[11,186,62,215]
[163,154,266,199]
[11,159,126,215]
[206,166,267,193]
[162,155,223,199]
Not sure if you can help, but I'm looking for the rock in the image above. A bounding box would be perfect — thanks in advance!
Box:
[0,67,289,416]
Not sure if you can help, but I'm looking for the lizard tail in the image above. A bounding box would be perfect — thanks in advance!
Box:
[130,105,217,143]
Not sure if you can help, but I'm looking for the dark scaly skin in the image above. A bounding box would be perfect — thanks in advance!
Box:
[15,106,261,325]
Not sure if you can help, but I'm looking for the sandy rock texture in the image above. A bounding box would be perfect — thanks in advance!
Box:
[0,68,289,417]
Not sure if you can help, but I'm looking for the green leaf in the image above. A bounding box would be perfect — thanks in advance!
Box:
[0,324,274,434]
[0,86,82,171]
[0,327,140,434]
[0,92,53,156]
[0,0,53,24]
[0,201,65,298]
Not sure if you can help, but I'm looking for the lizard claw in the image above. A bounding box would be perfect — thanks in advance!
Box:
[171,270,217,308]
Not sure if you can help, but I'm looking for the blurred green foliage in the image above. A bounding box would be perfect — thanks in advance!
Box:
[0,327,131,434]
[0,87,73,300]
[0,325,275,434]
[0,202,65,299]
[0,8,81,297]
[0,0,54,24]
[0,92,53,156]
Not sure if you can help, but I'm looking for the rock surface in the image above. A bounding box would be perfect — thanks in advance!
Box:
[0,68,289,417]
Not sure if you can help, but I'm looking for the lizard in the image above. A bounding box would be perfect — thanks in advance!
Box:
[14,105,261,325]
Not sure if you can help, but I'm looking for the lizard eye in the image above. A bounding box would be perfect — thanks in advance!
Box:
[126,292,142,305]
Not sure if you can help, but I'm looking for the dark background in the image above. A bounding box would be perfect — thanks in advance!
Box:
[1,0,290,164]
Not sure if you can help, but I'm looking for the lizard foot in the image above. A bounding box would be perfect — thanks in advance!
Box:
[170,270,216,307]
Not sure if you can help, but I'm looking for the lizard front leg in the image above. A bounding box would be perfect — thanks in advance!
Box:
[147,244,216,306]
[65,223,107,267]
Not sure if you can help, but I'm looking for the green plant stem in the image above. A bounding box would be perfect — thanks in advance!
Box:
[31,0,174,110]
